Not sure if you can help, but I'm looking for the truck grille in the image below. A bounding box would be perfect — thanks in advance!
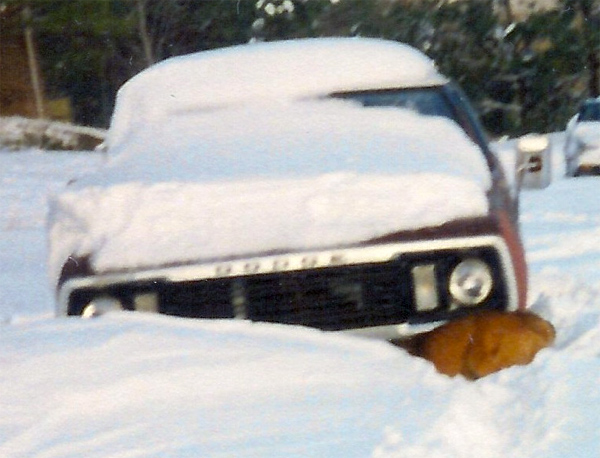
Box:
[242,263,411,330]
[67,246,508,331]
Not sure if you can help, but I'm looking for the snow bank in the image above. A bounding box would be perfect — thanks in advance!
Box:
[48,102,490,278]
[0,314,424,457]
[0,284,598,458]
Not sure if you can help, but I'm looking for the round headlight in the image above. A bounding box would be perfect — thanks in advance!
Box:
[81,296,123,318]
[449,259,493,306]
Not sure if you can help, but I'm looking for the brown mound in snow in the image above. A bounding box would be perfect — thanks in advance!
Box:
[393,310,556,380]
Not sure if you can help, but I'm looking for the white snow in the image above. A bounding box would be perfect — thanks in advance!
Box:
[0,150,106,320]
[1,132,600,457]
[573,122,600,166]
[0,116,106,151]
[47,39,489,279]
[48,101,490,279]
[107,38,446,149]
[50,172,487,279]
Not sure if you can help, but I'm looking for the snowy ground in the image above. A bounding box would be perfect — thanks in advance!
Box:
[1,137,599,457]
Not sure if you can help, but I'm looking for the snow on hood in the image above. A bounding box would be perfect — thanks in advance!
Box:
[48,101,491,280]
[572,122,600,165]
[573,122,600,147]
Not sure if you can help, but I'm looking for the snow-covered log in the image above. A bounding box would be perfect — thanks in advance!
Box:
[0,116,106,151]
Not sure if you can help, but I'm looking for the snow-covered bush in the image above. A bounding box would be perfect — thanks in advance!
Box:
[0,116,106,151]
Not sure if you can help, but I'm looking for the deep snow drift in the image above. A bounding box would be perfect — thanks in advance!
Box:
[1,137,599,456]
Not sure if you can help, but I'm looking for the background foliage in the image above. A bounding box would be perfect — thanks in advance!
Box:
[5,0,599,136]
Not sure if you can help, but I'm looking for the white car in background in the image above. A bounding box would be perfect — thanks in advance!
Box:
[564,97,600,176]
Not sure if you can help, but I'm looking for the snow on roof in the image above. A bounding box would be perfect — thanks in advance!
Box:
[108,38,446,148]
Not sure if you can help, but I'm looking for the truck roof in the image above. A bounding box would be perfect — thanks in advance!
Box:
[108,38,447,147]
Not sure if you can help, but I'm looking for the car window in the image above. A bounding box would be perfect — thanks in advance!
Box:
[578,102,600,122]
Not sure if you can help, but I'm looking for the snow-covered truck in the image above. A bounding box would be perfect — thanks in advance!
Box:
[48,38,546,338]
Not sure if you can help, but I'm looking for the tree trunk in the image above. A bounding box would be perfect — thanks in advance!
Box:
[136,0,155,67]
[576,0,600,97]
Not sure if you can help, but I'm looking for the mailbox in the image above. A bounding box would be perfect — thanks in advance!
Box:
[517,134,552,189]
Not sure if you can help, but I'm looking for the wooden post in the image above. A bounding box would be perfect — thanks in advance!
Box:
[22,5,45,119]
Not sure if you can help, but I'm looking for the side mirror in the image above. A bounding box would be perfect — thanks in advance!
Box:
[516,134,552,190]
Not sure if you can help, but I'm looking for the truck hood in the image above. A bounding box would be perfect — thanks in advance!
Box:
[49,172,489,280]
[48,102,491,281]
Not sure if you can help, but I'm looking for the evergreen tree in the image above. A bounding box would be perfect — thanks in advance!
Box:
[6,0,598,133]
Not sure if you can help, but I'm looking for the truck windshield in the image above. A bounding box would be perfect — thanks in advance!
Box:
[331,87,456,121]
[330,87,484,148]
